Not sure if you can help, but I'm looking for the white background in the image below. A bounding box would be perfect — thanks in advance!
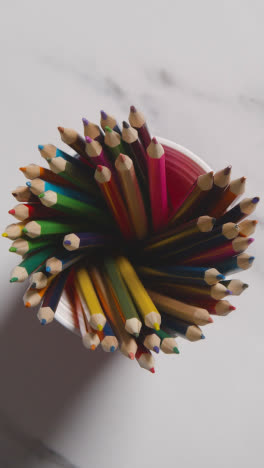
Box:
[0,1,263,467]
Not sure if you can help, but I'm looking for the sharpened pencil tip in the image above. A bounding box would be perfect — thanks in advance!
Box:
[10,277,18,283]
[104,126,112,133]
[90,345,96,351]
[224,165,232,175]
[153,346,160,354]
[38,145,44,151]
[26,181,31,187]
[8,209,15,215]
[208,317,214,323]
[22,228,28,233]
[31,283,36,289]
[57,126,64,134]
[152,137,158,144]
[248,238,254,245]
[252,197,260,204]
[243,284,249,289]
[97,165,103,172]
[85,136,92,143]
[173,347,180,354]
[2,233,7,237]
[46,266,51,273]
[64,240,71,245]
[41,319,47,325]
[134,333,139,338]
[201,334,206,339]
[25,302,31,308]
[122,121,130,128]
[119,153,126,162]
[153,323,160,331]
[240,176,246,182]
[217,274,225,280]
[150,367,155,374]
[100,110,107,120]
[19,167,26,172]
[9,247,16,252]
[128,352,135,360]
[38,193,44,198]
[82,118,89,126]
[230,305,236,311]
[249,256,255,263]
[110,346,115,352]
[130,105,136,113]
[97,324,103,331]
[227,289,232,295]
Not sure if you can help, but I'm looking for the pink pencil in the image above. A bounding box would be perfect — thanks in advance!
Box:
[85,136,112,169]
[147,137,168,232]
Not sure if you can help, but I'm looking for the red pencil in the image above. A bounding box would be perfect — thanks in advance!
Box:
[147,137,168,232]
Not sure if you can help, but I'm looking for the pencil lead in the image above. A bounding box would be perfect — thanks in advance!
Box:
[240,176,246,182]
[82,118,89,126]
[31,282,36,289]
[97,324,103,331]
[217,274,225,280]
[211,217,216,224]
[8,209,15,215]
[100,110,107,120]
[227,289,233,295]
[150,367,155,374]
[110,346,115,352]
[201,334,206,339]
[243,284,249,289]
[249,256,255,264]
[38,193,45,199]
[173,347,180,354]
[10,277,18,283]
[9,247,17,252]
[253,220,258,225]
[85,136,93,143]
[122,121,130,128]
[128,352,134,360]
[90,345,96,351]
[223,165,232,175]
[64,240,71,246]
[26,181,31,187]
[152,137,158,144]
[19,167,26,173]
[120,153,126,162]
[97,165,103,173]
[248,238,254,245]
[104,126,112,133]
[252,197,260,204]
[153,346,160,354]
[2,233,8,237]
[40,319,47,325]
[57,126,64,134]
[25,302,31,308]
[153,322,160,331]
[130,105,136,113]
[46,266,51,273]
[22,228,28,233]
[230,305,236,311]
[208,317,214,323]
[38,145,44,151]
[134,333,139,338]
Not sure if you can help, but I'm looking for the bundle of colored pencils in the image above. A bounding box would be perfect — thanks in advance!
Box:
[4,106,259,373]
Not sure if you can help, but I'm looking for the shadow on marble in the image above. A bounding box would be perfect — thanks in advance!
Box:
[0,291,112,467]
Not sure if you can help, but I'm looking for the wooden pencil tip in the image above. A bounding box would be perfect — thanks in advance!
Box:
[85,136,92,143]
[223,165,232,175]
[150,367,155,374]
[130,105,136,113]
[57,126,64,134]
[25,302,31,308]
[122,121,130,128]
[128,352,135,360]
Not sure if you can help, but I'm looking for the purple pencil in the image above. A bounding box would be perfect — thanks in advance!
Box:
[128,106,151,149]
[63,232,114,251]
[122,121,148,178]
[82,118,104,144]
[85,137,112,169]
[100,110,121,135]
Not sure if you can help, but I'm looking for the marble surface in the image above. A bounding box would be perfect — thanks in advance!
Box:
[0,1,264,467]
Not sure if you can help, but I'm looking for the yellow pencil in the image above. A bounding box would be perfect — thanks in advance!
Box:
[116,256,161,330]
[75,266,106,331]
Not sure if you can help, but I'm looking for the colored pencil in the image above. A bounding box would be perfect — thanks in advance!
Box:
[182,237,254,266]
[48,157,98,196]
[100,270,138,359]
[46,251,84,275]
[135,343,155,373]
[147,137,168,231]
[30,265,54,289]
[10,245,56,282]
[115,153,148,239]
[75,266,106,331]
[63,232,113,251]
[27,178,97,204]
[100,110,121,134]
[20,164,73,186]
[22,219,90,239]
[94,165,134,239]
[169,171,214,226]
[239,219,258,237]
[85,136,111,168]
[23,277,54,307]
[144,216,215,255]
[2,222,26,240]
[215,197,260,226]
[12,186,37,203]
[209,176,246,218]
[121,121,148,179]
[161,314,205,342]
[100,321,119,353]
[8,203,59,221]
[104,126,125,160]
[37,268,70,325]
[141,327,160,353]
[155,329,180,354]
[199,166,232,215]
[117,256,161,330]
[194,299,236,316]
[9,237,56,256]
[129,106,151,149]
[138,265,225,286]
[82,117,104,143]
[149,281,231,301]
[57,126,88,160]
[38,144,73,163]
[148,290,213,326]
[213,253,255,275]
[221,279,248,296]
[103,257,142,337]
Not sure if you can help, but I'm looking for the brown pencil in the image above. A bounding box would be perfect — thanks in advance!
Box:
[128,105,151,149]
[57,126,88,160]
[209,176,246,217]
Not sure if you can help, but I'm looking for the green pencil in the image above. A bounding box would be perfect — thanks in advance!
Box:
[22,220,91,239]
[104,126,125,161]
[9,237,57,256]
[10,245,56,282]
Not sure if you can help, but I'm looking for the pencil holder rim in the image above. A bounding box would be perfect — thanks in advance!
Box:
[55,137,213,334]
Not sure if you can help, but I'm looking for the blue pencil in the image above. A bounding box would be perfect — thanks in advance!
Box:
[37,268,70,325]
[161,314,205,342]
[27,179,99,205]
[212,253,255,275]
